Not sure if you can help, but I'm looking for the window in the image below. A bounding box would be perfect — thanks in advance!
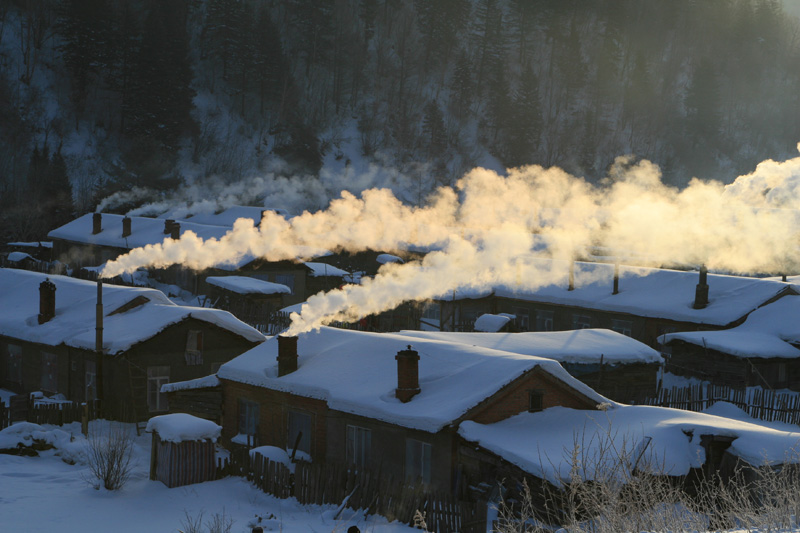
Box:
[41,352,58,392]
[572,314,592,329]
[288,410,312,455]
[514,308,530,331]
[185,330,204,365]
[777,362,788,387]
[611,319,633,337]
[85,360,97,403]
[238,398,260,442]
[405,439,432,484]
[275,274,295,293]
[346,425,372,467]
[147,366,170,412]
[529,389,544,412]
[535,310,554,332]
[7,344,22,384]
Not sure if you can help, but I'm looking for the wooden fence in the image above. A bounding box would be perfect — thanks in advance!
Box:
[215,450,485,533]
[645,384,800,425]
[0,401,10,430]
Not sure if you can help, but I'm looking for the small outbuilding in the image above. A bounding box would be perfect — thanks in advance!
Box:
[147,413,221,488]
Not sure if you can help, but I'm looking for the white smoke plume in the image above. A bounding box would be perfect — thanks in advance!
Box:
[101,148,800,335]
[95,157,434,218]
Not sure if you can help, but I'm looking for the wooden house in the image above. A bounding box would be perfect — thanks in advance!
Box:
[0,268,264,422]
[661,296,800,391]
[435,261,796,353]
[215,327,606,493]
[392,329,663,403]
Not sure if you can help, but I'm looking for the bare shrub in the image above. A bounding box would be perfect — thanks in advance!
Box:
[206,509,234,533]
[495,427,800,533]
[83,424,135,491]
[179,510,204,533]
[179,509,234,533]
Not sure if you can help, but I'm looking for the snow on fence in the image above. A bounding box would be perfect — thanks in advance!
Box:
[25,400,96,426]
[645,384,800,425]
[215,450,485,533]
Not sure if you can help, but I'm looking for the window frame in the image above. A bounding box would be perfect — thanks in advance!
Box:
[405,438,432,484]
[346,424,372,468]
[535,310,554,332]
[287,410,313,456]
[572,314,592,329]
[611,319,633,337]
[147,365,170,412]
[238,398,260,442]
[528,389,545,412]
[40,351,58,393]
[185,330,204,365]
[7,343,22,384]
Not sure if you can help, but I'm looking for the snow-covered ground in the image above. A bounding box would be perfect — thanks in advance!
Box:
[0,420,417,533]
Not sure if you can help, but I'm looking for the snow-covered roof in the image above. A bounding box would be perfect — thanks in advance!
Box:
[7,252,35,262]
[459,403,800,484]
[303,262,349,278]
[161,375,221,393]
[206,276,291,295]
[0,269,265,354]
[444,261,792,327]
[8,241,52,248]
[218,327,606,433]
[396,329,661,365]
[48,213,229,249]
[166,206,288,227]
[146,413,221,443]
[662,295,800,359]
[473,313,513,332]
[377,253,403,264]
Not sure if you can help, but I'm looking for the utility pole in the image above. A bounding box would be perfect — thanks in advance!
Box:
[96,280,104,418]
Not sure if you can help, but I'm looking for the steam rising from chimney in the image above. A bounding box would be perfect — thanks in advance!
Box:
[101,147,800,335]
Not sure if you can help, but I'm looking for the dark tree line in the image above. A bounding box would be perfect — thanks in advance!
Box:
[2,0,800,242]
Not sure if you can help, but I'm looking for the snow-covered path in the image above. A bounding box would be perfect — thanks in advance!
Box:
[0,422,415,533]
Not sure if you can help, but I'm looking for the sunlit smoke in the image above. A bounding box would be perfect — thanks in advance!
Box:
[102,147,800,335]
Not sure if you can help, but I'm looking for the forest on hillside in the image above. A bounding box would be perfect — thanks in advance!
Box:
[1,0,799,241]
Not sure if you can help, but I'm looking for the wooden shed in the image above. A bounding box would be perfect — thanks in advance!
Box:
[147,413,221,488]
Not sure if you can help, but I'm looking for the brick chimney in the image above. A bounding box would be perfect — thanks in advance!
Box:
[395,345,420,403]
[92,213,102,235]
[170,222,181,240]
[693,265,709,309]
[163,219,174,235]
[277,335,298,376]
[38,278,56,324]
[121,216,132,238]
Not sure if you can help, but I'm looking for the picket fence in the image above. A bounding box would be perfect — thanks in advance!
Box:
[215,450,485,533]
[645,384,800,425]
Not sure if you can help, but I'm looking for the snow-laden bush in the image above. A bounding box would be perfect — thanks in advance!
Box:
[83,424,134,491]
[494,429,800,532]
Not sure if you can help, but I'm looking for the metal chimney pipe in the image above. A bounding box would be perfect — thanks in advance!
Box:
[568,260,575,291]
[613,261,620,295]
